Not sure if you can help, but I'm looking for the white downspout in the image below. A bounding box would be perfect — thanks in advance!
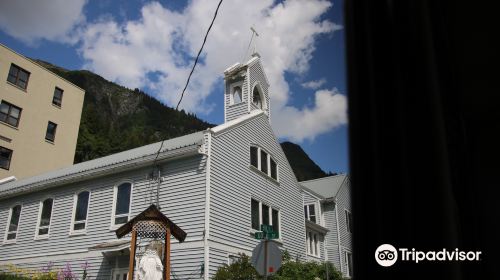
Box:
[203,131,213,279]
[334,199,343,275]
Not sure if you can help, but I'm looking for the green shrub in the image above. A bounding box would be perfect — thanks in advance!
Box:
[213,251,346,280]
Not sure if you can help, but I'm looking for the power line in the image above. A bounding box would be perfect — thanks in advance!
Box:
[175,0,224,111]
[148,0,223,208]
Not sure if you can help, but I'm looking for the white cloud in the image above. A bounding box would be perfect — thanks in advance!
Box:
[1,0,346,142]
[75,0,344,141]
[273,88,347,142]
[0,0,86,44]
[301,78,327,89]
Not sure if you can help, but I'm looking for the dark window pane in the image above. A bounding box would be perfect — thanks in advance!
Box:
[7,64,30,89]
[262,204,269,225]
[115,216,128,225]
[250,146,258,168]
[75,191,89,221]
[304,205,307,220]
[73,222,85,231]
[272,209,279,235]
[7,233,16,240]
[38,228,49,235]
[40,198,53,227]
[251,199,259,230]
[309,205,316,223]
[253,88,262,109]
[0,101,22,127]
[0,147,13,170]
[53,88,63,106]
[45,122,57,142]
[115,183,131,215]
[9,205,21,232]
[260,150,268,174]
[347,253,353,276]
[270,158,277,180]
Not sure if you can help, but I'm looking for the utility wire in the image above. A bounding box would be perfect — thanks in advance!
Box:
[148,0,223,207]
[175,0,223,111]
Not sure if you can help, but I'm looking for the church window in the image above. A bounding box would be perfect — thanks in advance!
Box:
[253,87,262,109]
[112,182,132,226]
[35,198,53,238]
[71,190,90,234]
[250,145,279,181]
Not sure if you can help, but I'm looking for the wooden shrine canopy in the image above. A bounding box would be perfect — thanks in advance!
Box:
[115,204,187,241]
[115,204,187,280]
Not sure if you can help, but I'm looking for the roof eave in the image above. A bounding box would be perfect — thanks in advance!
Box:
[0,144,201,200]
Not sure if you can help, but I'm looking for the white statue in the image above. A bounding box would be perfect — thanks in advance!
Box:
[138,244,163,280]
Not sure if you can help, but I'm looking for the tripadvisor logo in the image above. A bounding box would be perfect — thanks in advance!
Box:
[375,244,482,267]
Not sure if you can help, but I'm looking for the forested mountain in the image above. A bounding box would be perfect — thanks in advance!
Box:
[36,60,334,180]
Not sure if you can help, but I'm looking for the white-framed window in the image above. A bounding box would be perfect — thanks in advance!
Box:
[252,86,263,109]
[345,209,353,233]
[111,182,133,228]
[249,145,278,181]
[229,81,243,105]
[70,190,90,234]
[250,198,280,237]
[304,204,317,223]
[228,254,240,265]
[306,230,320,257]
[4,204,22,243]
[35,198,54,239]
[345,251,353,277]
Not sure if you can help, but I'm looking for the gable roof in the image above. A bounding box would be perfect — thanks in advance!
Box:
[0,106,270,200]
[300,174,349,200]
[0,132,204,198]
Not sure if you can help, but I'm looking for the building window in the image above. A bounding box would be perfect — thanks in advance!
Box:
[228,254,240,265]
[71,191,90,233]
[270,158,277,180]
[45,121,57,142]
[250,146,258,168]
[345,251,353,277]
[0,146,13,170]
[253,87,262,109]
[36,198,53,238]
[345,209,353,233]
[5,205,22,242]
[231,85,242,104]
[304,204,316,223]
[112,182,132,226]
[306,230,320,257]
[52,87,63,107]
[250,198,280,236]
[0,101,22,127]
[249,145,278,181]
[7,64,30,90]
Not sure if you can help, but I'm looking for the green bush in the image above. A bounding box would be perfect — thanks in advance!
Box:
[0,272,30,280]
[213,251,346,280]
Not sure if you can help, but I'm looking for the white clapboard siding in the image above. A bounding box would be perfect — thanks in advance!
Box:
[323,202,341,270]
[208,113,306,276]
[0,153,208,280]
[225,73,249,122]
[336,177,352,251]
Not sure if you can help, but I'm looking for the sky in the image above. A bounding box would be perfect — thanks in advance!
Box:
[0,0,349,174]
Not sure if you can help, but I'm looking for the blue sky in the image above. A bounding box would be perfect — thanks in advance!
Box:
[0,0,349,174]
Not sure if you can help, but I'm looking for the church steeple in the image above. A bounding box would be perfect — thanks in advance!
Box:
[223,54,270,123]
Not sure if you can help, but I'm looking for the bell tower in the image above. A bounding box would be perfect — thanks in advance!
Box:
[223,52,270,123]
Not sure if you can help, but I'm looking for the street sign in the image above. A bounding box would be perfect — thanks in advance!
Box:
[261,224,273,233]
[266,232,279,239]
[254,231,265,239]
[251,240,282,277]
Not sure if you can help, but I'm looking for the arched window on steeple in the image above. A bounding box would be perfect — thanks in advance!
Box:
[253,87,262,109]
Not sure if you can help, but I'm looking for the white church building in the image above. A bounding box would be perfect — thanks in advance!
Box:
[0,54,351,279]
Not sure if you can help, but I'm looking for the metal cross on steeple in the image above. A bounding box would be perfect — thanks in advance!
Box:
[250,26,260,58]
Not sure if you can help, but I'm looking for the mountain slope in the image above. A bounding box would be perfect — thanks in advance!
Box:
[34,59,213,163]
[35,59,334,180]
[280,141,330,182]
